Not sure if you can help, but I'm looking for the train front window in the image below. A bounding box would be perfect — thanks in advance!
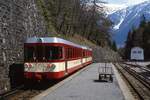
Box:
[45,46,62,60]
[25,45,62,61]
[24,46,36,61]
[36,46,44,60]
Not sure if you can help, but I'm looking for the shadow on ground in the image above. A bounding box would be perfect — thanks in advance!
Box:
[93,79,113,83]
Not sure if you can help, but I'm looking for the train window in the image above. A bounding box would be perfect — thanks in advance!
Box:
[138,51,142,53]
[83,51,85,57]
[133,51,137,53]
[72,48,73,58]
[69,48,71,58]
[45,46,62,60]
[69,48,71,59]
[72,48,74,58]
[24,46,36,61]
[36,46,44,61]
[74,48,76,58]
[68,48,70,58]
[66,48,69,59]
[76,49,78,58]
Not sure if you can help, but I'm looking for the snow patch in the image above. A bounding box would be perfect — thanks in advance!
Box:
[114,17,124,30]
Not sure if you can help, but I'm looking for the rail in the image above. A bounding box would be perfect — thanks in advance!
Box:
[114,63,150,100]
[0,85,24,99]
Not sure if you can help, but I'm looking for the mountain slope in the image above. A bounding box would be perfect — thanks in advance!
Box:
[108,1,150,47]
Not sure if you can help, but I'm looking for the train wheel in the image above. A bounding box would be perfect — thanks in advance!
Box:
[110,75,113,82]
[24,79,34,88]
[99,74,102,80]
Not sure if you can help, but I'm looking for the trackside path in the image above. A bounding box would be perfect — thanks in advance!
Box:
[32,63,125,100]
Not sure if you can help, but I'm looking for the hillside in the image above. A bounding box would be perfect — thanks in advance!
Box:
[36,0,112,46]
[108,1,150,47]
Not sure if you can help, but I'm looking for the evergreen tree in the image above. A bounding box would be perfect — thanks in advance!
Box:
[112,41,117,51]
[125,31,133,59]
[143,21,150,60]
[140,15,146,27]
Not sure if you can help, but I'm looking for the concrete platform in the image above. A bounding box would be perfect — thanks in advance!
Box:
[32,63,126,100]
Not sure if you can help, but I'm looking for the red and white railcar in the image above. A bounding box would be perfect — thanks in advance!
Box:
[24,37,92,80]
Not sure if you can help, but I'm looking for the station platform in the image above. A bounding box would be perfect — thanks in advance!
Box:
[32,63,132,100]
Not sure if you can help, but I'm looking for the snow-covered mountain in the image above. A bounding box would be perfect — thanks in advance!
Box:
[108,1,150,47]
[103,4,127,15]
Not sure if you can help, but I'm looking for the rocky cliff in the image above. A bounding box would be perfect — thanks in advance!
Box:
[0,0,47,93]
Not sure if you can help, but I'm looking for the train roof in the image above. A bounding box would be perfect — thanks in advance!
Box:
[25,37,92,51]
[131,46,143,50]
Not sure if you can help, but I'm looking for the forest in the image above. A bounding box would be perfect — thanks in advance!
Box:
[36,0,113,46]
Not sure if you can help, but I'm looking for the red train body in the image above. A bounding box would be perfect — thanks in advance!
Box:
[24,37,92,80]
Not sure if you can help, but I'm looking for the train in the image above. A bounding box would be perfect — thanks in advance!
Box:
[130,47,144,61]
[24,37,92,80]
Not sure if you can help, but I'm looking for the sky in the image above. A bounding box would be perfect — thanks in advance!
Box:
[103,0,149,11]
[102,0,150,15]
[103,0,149,5]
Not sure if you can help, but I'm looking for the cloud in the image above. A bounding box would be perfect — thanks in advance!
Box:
[103,4,127,15]
[104,4,126,8]
[125,0,149,6]
[104,0,149,5]
[103,0,149,14]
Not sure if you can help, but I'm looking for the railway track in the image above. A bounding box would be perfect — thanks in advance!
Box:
[124,62,150,72]
[123,63,150,87]
[0,80,58,100]
[0,85,24,99]
[114,63,150,100]
[2,89,42,100]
